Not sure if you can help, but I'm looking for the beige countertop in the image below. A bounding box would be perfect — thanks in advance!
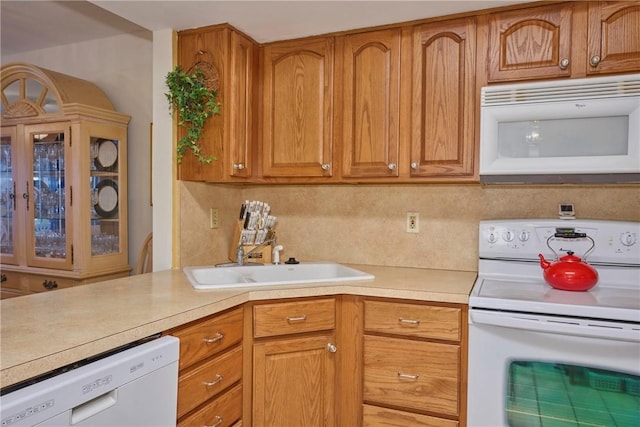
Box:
[0,264,476,388]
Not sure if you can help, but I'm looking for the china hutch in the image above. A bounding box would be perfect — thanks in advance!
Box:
[0,63,130,299]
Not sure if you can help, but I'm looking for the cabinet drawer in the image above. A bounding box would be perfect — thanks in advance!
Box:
[363,335,459,416]
[253,298,335,338]
[24,275,76,293]
[364,300,461,341]
[172,307,243,370]
[177,346,243,418]
[363,404,458,427]
[177,383,242,427]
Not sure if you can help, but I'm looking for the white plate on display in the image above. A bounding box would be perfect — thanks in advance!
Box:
[96,139,118,170]
[94,179,118,218]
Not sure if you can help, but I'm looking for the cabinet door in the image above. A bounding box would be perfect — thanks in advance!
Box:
[587,1,640,75]
[261,37,334,178]
[24,123,73,271]
[0,126,19,266]
[227,31,256,179]
[177,28,256,182]
[411,18,476,178]
[253,333,336,427]
[487,3,573,82]
[340,29,401,179]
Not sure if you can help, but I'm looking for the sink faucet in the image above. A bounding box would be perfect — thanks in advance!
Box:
[236,238,277,265]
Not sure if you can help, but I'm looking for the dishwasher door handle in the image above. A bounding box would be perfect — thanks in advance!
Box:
[70,390,118,424]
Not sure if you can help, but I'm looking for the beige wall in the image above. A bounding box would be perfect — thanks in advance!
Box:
[179,182,640,272]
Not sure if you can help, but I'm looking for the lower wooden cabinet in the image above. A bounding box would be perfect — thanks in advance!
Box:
[178,383,243,427]
[363,404,459,427]
[252,297,337,427]
[361,298,466,426]
[167,306,244,426]
[253,333,336,427]
[166,296,467,426]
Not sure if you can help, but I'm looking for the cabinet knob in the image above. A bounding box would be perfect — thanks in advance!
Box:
[321,163,331,171]
[42,280,58,290]
[233,163,245,170]
[590,55,601,67]
[327,343,337,353]
[559,58,570,70]
[387,163,397,171]
[410,162,419,170]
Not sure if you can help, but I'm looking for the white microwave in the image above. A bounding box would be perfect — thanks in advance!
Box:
[479,74,640,184]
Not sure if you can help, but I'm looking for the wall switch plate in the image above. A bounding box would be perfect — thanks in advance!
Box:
[406,212,419,233]
[210,208,219,229]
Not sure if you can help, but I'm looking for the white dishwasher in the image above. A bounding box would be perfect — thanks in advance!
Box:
[1,335,179,426]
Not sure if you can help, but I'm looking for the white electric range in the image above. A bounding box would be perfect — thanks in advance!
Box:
[467,219,640,427]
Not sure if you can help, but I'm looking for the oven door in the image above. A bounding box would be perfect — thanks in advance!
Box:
[468,309,640,427]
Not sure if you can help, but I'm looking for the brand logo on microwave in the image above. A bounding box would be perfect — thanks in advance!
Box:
[575,103,587,108]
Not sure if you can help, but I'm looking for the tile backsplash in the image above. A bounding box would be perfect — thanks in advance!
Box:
[178,182,640,272]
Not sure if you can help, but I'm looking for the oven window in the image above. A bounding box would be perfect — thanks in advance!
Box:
[507,361,639,427]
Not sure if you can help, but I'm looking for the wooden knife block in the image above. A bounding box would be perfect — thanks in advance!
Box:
[228,220,273,263]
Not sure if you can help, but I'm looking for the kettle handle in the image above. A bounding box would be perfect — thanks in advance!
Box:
[545,234,595,261]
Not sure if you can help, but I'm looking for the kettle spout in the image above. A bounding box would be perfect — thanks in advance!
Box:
[538,253,551,269]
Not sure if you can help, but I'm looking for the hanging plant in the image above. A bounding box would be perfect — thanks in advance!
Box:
[165,66,221,164]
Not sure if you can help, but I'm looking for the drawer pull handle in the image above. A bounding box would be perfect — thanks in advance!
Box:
[205,415,223,427]
[203,332,224,344]
[399,318,420,325]
[286,315,307,323]
[203,374,224,387]
[397,372,420,380]
[42,280,58,290]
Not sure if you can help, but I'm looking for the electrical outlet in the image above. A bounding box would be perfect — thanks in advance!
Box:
[406,212,419,233]
[210,208,219,229]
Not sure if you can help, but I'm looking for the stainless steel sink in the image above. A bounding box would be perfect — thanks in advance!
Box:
[183,262,374,290]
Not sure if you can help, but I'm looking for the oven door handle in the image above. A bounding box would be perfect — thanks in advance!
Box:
[470,310,640,343]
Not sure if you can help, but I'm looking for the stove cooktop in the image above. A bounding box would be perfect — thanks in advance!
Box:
[471,219,640,323]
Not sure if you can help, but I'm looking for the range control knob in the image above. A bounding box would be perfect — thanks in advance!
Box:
[620,232,637,246]
[518,231,530,242]
[487,233,498,244]
[503,231,515,242]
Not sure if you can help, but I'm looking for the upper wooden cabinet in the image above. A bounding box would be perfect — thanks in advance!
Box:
[485,1,640,82]
[260,37,335,179]
[338,29,401,179]
[177,26,257,182]
[587,1,640,75]
[486,3,574,82]
[411,17,477,179]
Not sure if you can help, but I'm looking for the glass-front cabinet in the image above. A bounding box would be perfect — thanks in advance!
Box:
[0,62,130,299]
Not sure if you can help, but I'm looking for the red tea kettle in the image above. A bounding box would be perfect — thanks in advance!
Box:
[538,231,599,291]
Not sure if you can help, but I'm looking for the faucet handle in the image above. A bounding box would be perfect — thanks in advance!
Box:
[272,245,284,265]
[236,245,245,264]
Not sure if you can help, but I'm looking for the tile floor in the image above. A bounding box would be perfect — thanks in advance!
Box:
[507,362,640,427]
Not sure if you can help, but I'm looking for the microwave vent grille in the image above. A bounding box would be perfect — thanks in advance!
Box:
[482,74,640,106]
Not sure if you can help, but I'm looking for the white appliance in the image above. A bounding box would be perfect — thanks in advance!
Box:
[0,335,179,426]
[480,74,640,183]
[468,219,640,427]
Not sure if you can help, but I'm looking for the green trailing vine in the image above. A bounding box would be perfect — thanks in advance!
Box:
[165,66,221,164]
